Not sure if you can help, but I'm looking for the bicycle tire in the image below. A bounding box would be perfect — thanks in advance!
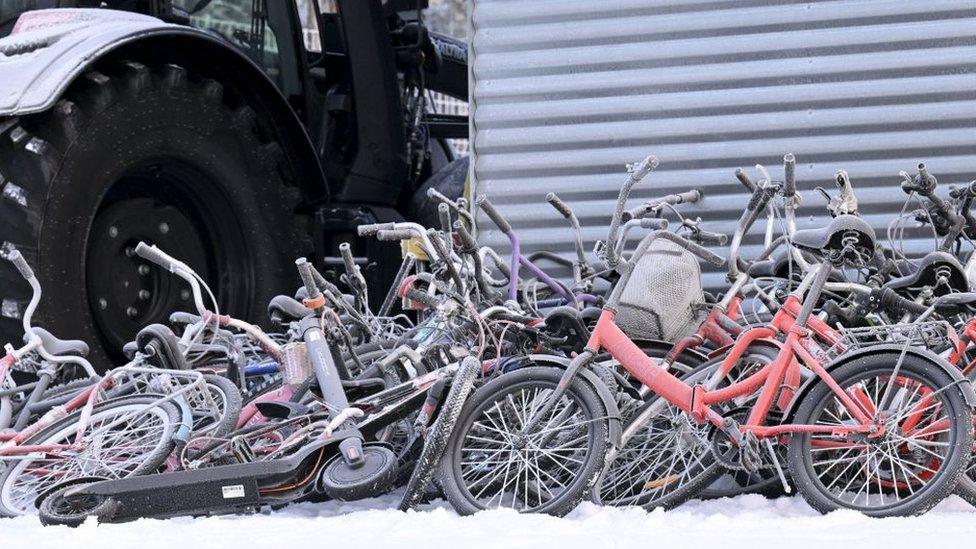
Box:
[398,358,480,511]
[437,366,609,516]
[0,395,180,516]
[788,353,973,516]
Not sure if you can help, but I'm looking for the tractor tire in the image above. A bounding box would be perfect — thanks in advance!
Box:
[0,60,310,365]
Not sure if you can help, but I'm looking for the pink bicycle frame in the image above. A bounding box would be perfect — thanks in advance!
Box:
[584,295,877,440]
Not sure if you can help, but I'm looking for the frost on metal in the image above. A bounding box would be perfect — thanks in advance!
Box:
[1,182,26,207]
[1,299,20,320]
[0,8,178,117]
[0,242,14,259]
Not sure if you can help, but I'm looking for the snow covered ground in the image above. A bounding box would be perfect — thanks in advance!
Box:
[5,493,976,549]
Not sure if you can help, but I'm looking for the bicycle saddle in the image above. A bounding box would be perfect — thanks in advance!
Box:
[24,328,89,358]
[791,214,875,265]
[747,248,791,278]
[268,295,312,323]
[885,251,968,294]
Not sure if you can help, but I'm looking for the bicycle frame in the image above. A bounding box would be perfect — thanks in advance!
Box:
[558,260,879,446]
[0,366,204,459]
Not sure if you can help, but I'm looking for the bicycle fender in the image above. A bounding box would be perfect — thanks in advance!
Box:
[522,354,623,446]
[782,344,976,423]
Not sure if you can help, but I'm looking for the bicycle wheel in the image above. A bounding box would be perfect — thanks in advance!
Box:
[191,374,242,437]
[0,395,180,516]
[788,353,973,516]
[594,366,722,509]
[398,358,480,511]
[438,366,609,516]
[953,452,976,507]
[595,347,778,509]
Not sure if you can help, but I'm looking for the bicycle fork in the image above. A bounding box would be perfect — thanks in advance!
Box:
[519,350,597,437]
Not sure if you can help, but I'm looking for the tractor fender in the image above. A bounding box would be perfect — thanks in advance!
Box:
[782,344,976,423]
[0,8,326,197]
[522,353,623,446]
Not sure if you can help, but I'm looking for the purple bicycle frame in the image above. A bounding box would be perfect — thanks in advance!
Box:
[501,228,598,306]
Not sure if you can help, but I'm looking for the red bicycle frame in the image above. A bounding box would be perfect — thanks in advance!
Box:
[581,263,879,440]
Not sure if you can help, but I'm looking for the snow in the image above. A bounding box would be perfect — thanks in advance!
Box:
[5,493,976,549]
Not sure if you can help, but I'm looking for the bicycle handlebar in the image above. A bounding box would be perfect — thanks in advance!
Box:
[783,153,796,199]
[134,242,184,272]
[625,189,702,220]
[404,288,439,309]
[545,192,574,219]
[357,222,396,237]
[377,229,415,241]
[639,218,669,230]
[657,231,726,267]
[7,249,34,281]
[878,287,928,316]
[295,258,321,310]
[339,243,358,278]
[691,230,728,246]
[606,155,659,266]
[476,195,512,234]
[438,203,453,233]
[735,168,756,193]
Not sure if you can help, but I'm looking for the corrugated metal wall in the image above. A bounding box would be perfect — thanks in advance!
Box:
[467,0,976,289]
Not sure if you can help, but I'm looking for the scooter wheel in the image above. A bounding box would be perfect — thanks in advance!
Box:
[320,444,398,501]
[38,481,116,527]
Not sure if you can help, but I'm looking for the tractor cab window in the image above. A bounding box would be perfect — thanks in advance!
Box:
[175,0,300,93]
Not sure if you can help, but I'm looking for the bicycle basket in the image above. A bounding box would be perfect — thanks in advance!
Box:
[615,237,707,342]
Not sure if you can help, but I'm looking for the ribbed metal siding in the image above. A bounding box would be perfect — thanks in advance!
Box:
[468,0,976,289]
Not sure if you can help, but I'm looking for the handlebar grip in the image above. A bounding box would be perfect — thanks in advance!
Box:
[917,163,932,184]
[746,183,776,213]
[692,230,728,246]
[629,155,659,180]
[454,220,478,251]
[625,204,649,221]
[546,192,574,219]
[339,243,357,276]
[783,153,796,198]
[294,258,319,303]
[476,195,512,234]
[676,189,703,204]
[639,218,669,230]
[357,222,396,237]
[134,242,179,271]
[822,300,858,325]
[404,288,439,309]
[879,288,927,316]
[6,249,34,280]
[438,203,453,232]
[735,169,756,193]
[377,229,414,241]
[657,231,726,268]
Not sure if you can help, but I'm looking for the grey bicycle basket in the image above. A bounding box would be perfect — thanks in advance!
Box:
[614,237,707,342]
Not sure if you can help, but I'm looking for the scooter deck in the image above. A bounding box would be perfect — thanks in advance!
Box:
[70,440,329,522]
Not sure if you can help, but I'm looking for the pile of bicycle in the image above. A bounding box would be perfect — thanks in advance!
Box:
[4,153,976,526]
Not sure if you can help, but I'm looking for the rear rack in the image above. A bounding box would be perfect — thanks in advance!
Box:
[819,320,954,363]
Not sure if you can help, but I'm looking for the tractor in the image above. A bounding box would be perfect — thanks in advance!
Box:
[0,0,469,364]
